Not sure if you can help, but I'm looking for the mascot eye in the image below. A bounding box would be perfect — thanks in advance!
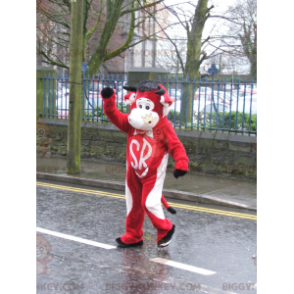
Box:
[146,106,150,110]
[139,105,142,109]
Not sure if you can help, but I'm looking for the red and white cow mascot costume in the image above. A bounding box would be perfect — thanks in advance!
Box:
[101,80,189,247]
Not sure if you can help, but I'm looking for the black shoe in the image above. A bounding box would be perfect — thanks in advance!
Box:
[157,225,175,247]
[116,237,143,248]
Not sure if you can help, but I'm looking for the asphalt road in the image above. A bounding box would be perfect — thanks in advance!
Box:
[36,180,257,294]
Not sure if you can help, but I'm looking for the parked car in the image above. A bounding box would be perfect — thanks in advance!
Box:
[55,93,105,119]
[84,95,104,110]
[218,84,235,90]
[203,96,257,115]
[194,87,213,100]
[55,96,69,119]
[116,89,128,103]
[168,99,208,119]
[169,97,256,125]
[87,82,102,93]
[169,89,182,101]
[238,83,257,92]
[59,82,69,91]
[194,100,257,130]
[210,92,231,106]
[195,91,233,105]
[232,89,257,97]
[197,102,230,116]
[231,97,257,115]
[207,96,257,115]
[116,81,128,92]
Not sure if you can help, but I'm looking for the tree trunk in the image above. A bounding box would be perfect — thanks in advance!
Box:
[67,0,84,175]
[181,0,209,125]
[87,2,124,76]
[250,56,257,80]
[250,30,257,80]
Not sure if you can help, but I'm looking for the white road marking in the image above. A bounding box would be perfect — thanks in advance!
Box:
[150,258,216,276]
[36,227,116,250]
[36,228,216,275]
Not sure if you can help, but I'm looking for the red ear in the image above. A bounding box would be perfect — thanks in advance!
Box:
[124,92,133,100]
[162,95,175,105]
[124,92,136,105]
[158,83,174,106]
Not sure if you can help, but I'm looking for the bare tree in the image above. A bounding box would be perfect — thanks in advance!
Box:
[229,0,256,79]
[148,0,256,125]
[155,0,216,124]
[156,39,187,74]
[211,0,257,79]
[36,0,165,75]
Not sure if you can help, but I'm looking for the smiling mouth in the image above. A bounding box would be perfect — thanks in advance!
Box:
[136,129,146,135]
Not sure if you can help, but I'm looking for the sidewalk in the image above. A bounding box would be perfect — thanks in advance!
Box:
[37,157,257,211]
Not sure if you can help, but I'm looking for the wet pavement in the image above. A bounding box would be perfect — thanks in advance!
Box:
[36,180,257,294]
[37,157,257,209]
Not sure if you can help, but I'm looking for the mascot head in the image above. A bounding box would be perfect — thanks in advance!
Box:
[123,81,174,133]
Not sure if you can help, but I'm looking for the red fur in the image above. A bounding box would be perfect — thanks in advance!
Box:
[101,84,188,244]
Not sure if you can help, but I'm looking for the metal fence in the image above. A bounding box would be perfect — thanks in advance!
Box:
[42,74,257,136]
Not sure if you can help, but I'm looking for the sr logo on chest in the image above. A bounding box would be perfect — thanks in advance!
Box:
[130,138,153,178]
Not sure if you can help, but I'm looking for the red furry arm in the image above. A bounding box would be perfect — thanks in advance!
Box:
[101,88,129,134]
[162,122,189,172]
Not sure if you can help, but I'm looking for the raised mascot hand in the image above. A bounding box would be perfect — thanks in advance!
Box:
[101,87,114,99]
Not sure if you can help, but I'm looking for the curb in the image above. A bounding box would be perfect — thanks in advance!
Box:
[37,172,256,212]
